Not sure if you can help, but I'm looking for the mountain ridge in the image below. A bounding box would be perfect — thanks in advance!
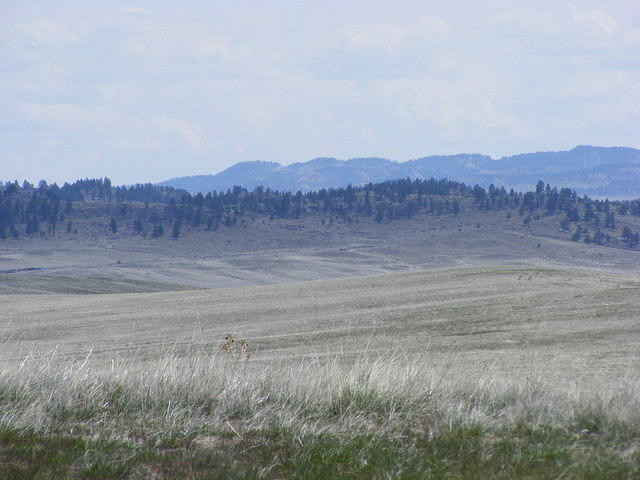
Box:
[160,145,640,198]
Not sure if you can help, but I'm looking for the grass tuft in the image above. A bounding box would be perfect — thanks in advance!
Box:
[0,350,638,478]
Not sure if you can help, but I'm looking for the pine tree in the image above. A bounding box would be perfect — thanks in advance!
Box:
[583,203,595,221]
[363,190,372,216]
[26,216,39,235]
[593,228,605,245]
[172,220,181,238]
[604,212,616,229]
[571,226,583,242]
[206,216,218,231]
[151,223,164,238]
[133,217,144,235]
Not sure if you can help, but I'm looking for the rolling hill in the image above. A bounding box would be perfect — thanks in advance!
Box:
[2,176,640,478]
[160,145,640,198]
[2,266,639,478]
[2,265,639,368]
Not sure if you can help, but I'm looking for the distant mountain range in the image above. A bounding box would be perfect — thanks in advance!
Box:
[159,146,640,199]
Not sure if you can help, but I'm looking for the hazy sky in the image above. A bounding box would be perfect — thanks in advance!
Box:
[1,1,639,184]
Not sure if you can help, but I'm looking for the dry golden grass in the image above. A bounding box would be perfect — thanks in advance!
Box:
[2,266,639,379]
[2,348,639,437]
[1,346,639,478]
[1,266,639,478]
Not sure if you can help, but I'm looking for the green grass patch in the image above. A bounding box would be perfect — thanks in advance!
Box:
[1,423,638,479]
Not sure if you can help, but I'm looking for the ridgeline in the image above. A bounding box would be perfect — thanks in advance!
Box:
[1,176,639,249]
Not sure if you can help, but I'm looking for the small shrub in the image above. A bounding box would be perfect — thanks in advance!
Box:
[220,334,250,361]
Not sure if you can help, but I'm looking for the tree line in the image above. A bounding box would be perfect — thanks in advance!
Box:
[1,177,639,247]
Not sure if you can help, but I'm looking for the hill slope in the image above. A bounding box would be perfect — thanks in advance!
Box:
[3,266,640,478]
[160,145,640,198]
[2,266,639,374]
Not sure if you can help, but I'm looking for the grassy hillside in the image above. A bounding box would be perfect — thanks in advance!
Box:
[3,175,640,298]
[2,205,640,291]
[0,274,197,295]
[2,266,639,369]
[0,267,640,479]
[1,266,639,478]
[3,177,640,254]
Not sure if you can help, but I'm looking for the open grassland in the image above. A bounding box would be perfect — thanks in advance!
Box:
[1,266,639,375]
[1,266,639,478]
[2,206,639,290]
[2,352,639,479]
[0,274,197,295]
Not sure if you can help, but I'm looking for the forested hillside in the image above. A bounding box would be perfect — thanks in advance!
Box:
[1,176,639,249]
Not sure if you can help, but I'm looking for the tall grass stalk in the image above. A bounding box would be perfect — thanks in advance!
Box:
[1,348,638,441]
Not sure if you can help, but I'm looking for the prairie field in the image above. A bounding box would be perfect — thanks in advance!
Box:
[1,265,639,478]
[4,0,640,476]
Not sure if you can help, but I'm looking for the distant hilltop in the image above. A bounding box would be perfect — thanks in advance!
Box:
[159,146,640,199]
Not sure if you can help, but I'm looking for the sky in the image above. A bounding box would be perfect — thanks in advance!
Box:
[1,0,639,185]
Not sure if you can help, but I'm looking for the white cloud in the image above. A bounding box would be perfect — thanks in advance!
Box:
[493,11,561,36]
[573,10,620,37]
[19,103,212,153]
[624,28,640,44]
[317,16,454,79]
[333,16,450,51]
[121,42,147,56]
[121,6,150,14]
[193,36,250,63]
[232,12,273,28]
[2,2,639,182]
[5,18,78,47]
[150,115,211,152]
[0,18,80,73]
[372,75,529,138]
[493,8,637,53]
[20,103,112,128]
